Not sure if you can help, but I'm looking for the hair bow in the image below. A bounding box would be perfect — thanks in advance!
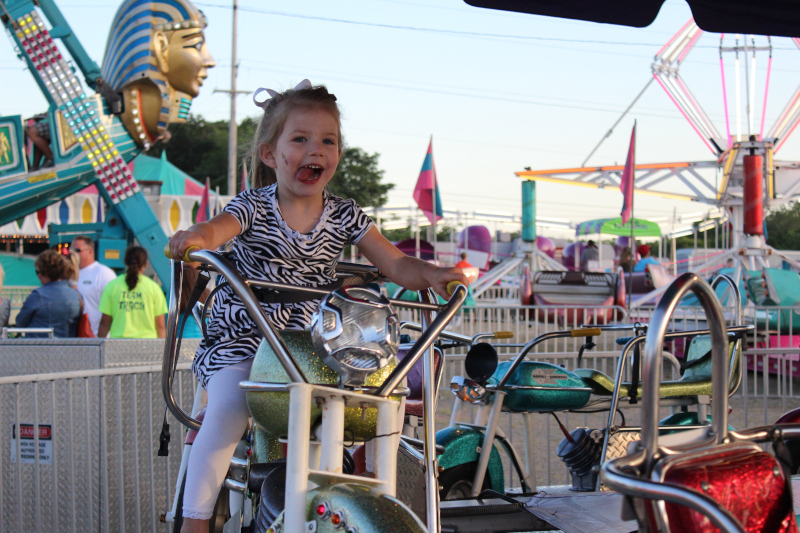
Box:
[252,79,313,109]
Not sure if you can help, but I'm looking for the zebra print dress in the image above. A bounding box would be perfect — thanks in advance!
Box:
[192,184,374,388]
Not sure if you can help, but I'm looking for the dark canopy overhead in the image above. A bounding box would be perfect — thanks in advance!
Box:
[464,0,800,38]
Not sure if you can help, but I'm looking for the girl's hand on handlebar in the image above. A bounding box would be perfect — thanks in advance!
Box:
[168,230,207,265]
[429,266,469,300]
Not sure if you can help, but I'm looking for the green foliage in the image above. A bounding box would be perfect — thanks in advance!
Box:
[381,222,457,243]
[666,203,800,253]
[766,202,800,250]
[327,147,394,208]
[146,115,232,193]
[382,225,413,242]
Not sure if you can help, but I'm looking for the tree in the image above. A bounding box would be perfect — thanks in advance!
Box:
[327,147,393,208]
[381,222,458,243]
[145,115,227,192]
[766,202,800,250]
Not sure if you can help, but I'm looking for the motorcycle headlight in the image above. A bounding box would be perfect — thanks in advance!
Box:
[311,287,400,387]
[450,376,487,403]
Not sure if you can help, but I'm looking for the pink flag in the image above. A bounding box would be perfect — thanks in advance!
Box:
[413,138,443,225]
[196,177,211,223]
[620,123,636,225]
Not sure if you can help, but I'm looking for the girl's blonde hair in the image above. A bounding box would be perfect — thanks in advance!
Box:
[246,84,342,190]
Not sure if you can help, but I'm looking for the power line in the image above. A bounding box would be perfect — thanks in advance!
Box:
[194,2,800,52]
[194,2,664,46]
[236,62,684,119]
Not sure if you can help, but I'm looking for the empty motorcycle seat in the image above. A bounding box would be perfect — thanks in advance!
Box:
[575,334,740,399]
[657,444,797,532]
[398,344,442,418]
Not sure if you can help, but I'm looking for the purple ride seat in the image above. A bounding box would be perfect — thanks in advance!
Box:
[397,345,443,417]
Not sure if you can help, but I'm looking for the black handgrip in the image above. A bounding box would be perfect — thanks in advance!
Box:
[157,422,170,457]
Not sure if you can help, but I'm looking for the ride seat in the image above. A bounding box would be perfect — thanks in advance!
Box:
[574,333,741,399]
[532,270,617,306]
[399,344,443,418]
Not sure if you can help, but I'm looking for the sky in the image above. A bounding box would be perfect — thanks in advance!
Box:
[2,0,800,238]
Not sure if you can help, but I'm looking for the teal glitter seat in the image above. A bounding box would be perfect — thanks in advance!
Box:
[575,334,741,399]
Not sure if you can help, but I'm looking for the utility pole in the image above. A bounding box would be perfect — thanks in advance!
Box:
[214,0,249,195]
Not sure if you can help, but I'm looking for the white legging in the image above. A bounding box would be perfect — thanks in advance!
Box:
[182,359,253,520]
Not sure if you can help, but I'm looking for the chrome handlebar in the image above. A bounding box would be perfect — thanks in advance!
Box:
[162,251,469,428]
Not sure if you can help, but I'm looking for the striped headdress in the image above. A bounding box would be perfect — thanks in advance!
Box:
[100,0,207,137]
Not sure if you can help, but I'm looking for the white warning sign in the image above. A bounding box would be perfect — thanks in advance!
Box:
[10,424,53,465]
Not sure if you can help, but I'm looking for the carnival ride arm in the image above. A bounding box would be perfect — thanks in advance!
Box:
[357,226,468,298]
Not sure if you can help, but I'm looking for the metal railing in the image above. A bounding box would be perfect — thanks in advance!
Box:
[1,327,54,338]
[472,286,519,302]
[0,363,196,533]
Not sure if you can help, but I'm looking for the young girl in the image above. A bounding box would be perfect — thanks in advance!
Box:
[168,79,468,529]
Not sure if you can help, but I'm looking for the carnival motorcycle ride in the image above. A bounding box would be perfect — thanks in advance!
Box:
[435,274,753,498]
[602,272,800,533]
[161,247,469,532]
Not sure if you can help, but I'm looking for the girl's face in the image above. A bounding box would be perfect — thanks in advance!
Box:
[259,106,341,201]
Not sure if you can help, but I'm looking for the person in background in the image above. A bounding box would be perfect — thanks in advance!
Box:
[71,235,117,336]
[97,246,167,338]
[455,252,479,284]
[580,240,599,270]
[179,263,211,339]
[618,246,634,273]
[15,250,81,337]
[455,252,472,270]
[26,113,54,169]
[633,244,660,272]
[0,262,10,328]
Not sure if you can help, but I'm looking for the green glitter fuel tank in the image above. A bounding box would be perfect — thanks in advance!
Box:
[487,360,592,412]
[246,330,401,440]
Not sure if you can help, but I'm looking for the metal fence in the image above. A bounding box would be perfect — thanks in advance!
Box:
[0,364,197,533]
[1,302,799,529]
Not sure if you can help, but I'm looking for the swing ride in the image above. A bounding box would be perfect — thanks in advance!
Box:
[512,17,800,323]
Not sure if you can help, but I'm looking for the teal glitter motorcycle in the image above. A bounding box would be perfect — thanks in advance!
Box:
[434,275,751,498]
